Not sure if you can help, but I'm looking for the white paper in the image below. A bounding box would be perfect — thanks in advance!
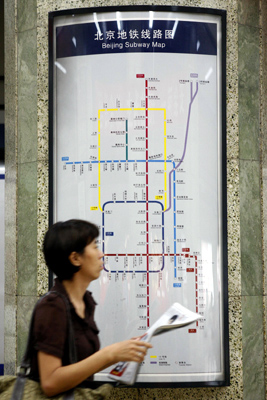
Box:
[108,303,201,385]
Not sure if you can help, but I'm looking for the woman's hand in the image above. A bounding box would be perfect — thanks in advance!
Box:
[105,339,153,364]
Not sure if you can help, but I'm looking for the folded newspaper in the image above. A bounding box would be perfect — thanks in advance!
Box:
[108,302,201,385]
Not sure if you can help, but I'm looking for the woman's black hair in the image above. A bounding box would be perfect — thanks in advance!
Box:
[43,219,99,281]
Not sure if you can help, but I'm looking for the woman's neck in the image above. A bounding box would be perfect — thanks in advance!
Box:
[62,277,89,318]
[62,274,89,300]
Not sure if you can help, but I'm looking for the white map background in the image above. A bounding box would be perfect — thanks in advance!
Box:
[54,50,224,382]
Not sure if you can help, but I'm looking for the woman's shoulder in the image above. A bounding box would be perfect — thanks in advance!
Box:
[34,291,68,323]
[33,292,69,359]
[33,292,69,340]
[37,291,67,306]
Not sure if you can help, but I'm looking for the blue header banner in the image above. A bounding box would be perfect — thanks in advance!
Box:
[56,20,217,58]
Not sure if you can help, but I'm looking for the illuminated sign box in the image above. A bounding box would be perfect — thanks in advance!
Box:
[49,6,228,387]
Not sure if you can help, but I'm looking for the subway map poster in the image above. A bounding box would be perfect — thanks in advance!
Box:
[49,7,228,386]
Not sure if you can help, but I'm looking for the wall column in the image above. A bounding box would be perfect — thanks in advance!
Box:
[4,0,39,373]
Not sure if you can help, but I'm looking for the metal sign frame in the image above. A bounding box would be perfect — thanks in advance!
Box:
[49,5,228,387]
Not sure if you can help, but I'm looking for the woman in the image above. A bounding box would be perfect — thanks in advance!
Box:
[31,219,152,397]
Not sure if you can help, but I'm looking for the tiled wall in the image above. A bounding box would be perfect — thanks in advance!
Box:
[4,0,267,398]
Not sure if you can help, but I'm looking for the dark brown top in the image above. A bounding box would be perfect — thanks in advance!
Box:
[30,279,100,382]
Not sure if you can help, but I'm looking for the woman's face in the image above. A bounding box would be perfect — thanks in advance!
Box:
[78,239,104,282]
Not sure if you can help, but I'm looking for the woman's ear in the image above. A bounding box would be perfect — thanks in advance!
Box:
[69,251,81,267]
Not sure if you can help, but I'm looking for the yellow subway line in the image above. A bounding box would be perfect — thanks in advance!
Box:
[97,107,168,212]
[98,186,102,211]
[98,111,103,211]
[147,108,167,119]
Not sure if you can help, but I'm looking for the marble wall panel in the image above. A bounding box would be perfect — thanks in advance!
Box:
[238,1,265,399]
[242,295,265,400]
[17,0,37,32]
[4,0,18,375]
[16,295,38,364]
[238,0,259,28]
[239,159,262,296]
[4,0,254,398]
[238,24,260,161]
[17,161,38,296]
[15,11,39,307]
[17,28,37,165]
[260,0,267,396]
[261,0,267,167]
[4,294,16,375]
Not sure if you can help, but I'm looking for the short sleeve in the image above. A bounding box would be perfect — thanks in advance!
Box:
[33,293,67,359]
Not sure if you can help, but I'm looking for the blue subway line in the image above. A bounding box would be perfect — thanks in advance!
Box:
[64,159,174,164]
[102,200,165,274]
[63,158,178,276]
